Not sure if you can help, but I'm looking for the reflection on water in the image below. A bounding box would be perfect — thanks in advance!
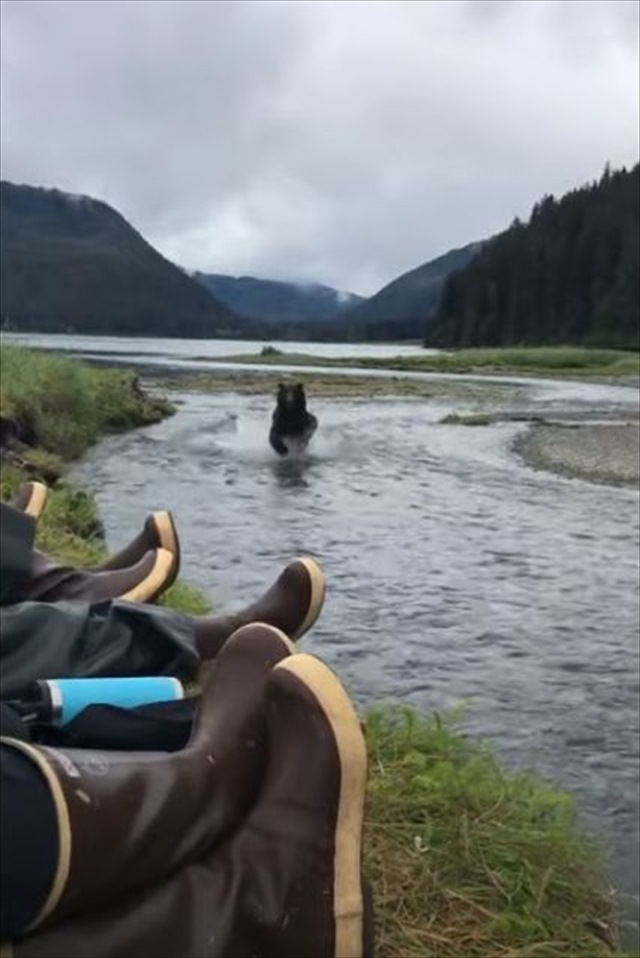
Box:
[71,387,640,941]
[270,455,314,489]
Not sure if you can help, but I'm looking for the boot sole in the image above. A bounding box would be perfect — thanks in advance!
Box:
[274,654,368,958]
[14,481,49,519]
[292,557,326,640]
[152,510,180,563]
[1,738,72,933]
[151,511,180,592]
[119,548,178,603]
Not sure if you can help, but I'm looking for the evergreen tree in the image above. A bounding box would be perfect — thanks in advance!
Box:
[426,164,639,349]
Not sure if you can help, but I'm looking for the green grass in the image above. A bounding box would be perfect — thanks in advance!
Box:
[0,345,201,609]
[0,345,174,461]
[204,345,640,380]
[260,344,284,357]
[159,579,212,615]
[365,707,621,957]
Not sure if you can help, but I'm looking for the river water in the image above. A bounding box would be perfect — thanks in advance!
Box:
[10,333,639,937]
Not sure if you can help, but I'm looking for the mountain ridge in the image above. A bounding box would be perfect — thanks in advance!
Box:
[192,270,362,325]
[0,181,267,338]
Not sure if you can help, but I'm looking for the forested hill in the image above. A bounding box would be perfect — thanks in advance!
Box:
[0,181,262,338]
[426,164,640,350]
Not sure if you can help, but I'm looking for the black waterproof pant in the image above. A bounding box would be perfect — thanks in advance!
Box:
[0,740,58,939]
[0,503,200,699]
[0,697,195,939]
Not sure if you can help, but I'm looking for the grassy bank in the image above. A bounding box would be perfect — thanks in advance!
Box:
[0,345,206,613]
[206,345,640,380]
[0,347,631,956]
[366,708,626,957]
[1,345,174,469]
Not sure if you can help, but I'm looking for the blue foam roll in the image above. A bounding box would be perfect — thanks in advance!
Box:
[40,676,185,726]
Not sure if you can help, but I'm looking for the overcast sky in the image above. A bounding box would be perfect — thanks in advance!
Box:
[1,0,638,295]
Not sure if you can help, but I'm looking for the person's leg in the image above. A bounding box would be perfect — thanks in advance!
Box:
[0,599,200,700]
[7,482,49,519]
[1,555,326,698]
[193,556,326,655]
[92,511,179,572]
[0,745,58,940]
[29,510,179,575]
[0,502,37,605]
[7,650,373,958]
[11,547,178,605]
[2,498,179,605]
[1,624,294,941]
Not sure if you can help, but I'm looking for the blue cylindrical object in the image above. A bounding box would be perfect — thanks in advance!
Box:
[38,676,184,726]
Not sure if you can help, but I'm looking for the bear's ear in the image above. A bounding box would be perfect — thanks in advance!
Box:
[277,382,286,394]
[295,382,305,393]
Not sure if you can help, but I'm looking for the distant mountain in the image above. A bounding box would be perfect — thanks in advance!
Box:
[426,164,640,349]
[314,242,484,341]
[192,272,363,325]
[0,181,264,338]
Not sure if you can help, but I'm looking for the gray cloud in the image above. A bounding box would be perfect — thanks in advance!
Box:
[1,0,638,294]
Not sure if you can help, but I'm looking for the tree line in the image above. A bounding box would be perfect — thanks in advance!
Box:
[426,164,639,350]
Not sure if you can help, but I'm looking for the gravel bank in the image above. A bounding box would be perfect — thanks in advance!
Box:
[516,422,640,487]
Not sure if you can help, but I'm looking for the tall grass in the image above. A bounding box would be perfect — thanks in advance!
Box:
[0,346,100,458]
[0,345,174,461]
[365,707,620,957]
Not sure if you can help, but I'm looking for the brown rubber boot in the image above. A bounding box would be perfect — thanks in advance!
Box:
[8,482,49,519]
[92,511,180,572]
[3,623,295,939]
[7,650,373,958]
[194,557,326,659]
[222,652,373,956]
[11,547,178,604]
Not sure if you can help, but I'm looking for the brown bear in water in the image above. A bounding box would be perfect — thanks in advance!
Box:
[269,383,318,456]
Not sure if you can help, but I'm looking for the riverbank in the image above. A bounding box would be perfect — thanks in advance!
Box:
[0,345,633,957]
[0,345,207,613]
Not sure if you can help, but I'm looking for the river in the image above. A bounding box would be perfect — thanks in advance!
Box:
[7,333,639,939]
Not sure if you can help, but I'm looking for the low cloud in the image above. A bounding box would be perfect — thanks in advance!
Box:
[1,0,638,293]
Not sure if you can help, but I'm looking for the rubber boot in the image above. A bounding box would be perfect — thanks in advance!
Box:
[8,483,48,520]
[11,548,178,604]
[6,651,373,958]
[220,652,373,957]
[92,511,179,572]
[2,623,295,939]
[193,556,326,660]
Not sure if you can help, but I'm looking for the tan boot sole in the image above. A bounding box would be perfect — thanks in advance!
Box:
[20,481,49,519]
[274,654,367,958]
[151,510,179,559]
[119,548,178,603]
[0,738,72,933]
[291,557,327,640]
